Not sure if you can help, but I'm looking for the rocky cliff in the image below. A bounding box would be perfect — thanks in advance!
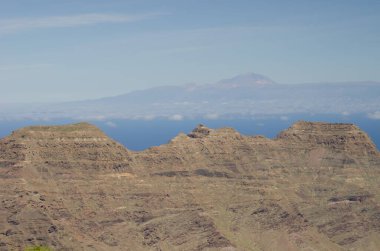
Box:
[0,121,379,250]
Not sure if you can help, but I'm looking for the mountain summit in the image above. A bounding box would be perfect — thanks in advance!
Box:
[213,73,276,88]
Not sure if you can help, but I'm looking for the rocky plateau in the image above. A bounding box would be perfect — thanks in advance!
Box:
[0,121,379,250]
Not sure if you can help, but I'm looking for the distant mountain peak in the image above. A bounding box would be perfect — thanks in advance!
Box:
[214,73,276,88]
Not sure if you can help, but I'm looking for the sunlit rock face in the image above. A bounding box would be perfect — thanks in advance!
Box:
[0,121,379,250]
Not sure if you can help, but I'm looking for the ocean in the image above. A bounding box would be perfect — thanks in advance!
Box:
[0,114,379,151]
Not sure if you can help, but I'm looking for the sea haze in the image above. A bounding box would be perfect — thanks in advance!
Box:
[1,76,379,149]
[1,73,380,122]
[0,114,379,151]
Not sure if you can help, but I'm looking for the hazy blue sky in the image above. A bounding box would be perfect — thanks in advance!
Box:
[0,0,379,102]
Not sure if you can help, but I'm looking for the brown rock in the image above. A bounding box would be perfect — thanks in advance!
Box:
[0,121,379,250]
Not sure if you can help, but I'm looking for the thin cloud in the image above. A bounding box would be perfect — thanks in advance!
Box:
[368,111,380,120]
[149,46,210,56]
[0,63,52,71]
[168,114,184,121]
[105,121,118,128]
[0,13,163,34]
[279,115,289,121]
[204,113,219,120]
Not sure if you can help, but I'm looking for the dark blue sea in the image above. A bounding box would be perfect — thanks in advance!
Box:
[0,114,379,151]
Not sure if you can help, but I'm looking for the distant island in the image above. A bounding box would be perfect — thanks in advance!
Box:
[1,73,380,121]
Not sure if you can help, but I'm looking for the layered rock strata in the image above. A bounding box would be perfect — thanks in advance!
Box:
[0,121,379,250]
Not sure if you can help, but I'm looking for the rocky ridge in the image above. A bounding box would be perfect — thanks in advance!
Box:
[0,121,379,250]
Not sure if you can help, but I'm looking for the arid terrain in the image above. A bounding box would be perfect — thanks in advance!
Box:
[0,121,379,250]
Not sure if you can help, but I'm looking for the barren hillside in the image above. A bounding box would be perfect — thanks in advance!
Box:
[0,121,379,250]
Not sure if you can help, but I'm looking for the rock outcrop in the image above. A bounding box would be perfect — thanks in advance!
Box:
[0,121,379,250]
[0,123,133,172]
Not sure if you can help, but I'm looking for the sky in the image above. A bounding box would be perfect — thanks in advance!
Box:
[0,0,379,103]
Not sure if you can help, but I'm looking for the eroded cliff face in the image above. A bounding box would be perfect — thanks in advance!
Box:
[0,123,133,175]
[0,121,379,251]
[135,121,379,173]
